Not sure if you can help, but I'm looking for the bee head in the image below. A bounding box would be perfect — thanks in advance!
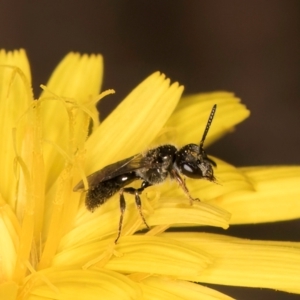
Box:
[175,104,217,183]
[175,144,216,182]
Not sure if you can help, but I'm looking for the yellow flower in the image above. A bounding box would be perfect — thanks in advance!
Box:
[0,49,300,300]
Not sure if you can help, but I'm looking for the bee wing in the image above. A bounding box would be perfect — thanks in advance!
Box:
[73,153,151,191]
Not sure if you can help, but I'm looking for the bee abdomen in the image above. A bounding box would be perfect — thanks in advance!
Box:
[86,180,120,211]
[86,173,137,211]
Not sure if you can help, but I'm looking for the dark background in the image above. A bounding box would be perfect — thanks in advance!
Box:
[1,1,299,299]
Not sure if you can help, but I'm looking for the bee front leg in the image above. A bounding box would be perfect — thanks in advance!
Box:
[170,169,200,205]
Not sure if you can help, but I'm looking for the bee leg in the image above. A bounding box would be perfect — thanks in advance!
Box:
[170,169,200,205]
[134,191,150,229]
[115,189,126,243]
[123,181,152,230]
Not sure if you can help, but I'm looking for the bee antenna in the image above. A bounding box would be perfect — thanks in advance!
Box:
[199,104,217,151]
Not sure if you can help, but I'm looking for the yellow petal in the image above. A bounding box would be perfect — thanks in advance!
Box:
[38,165,76,270]
[28,53,103,269]
[0,281,18,300]
[22,267,141,300]
[210,166,300,223]
[0,49,33,207]
[106,236,213,277]
[39,53,103,190]
[40,52,103,106]
[147,196,230,229]
[161,92,249,146]
[0,49,31,81]
[139,276,234,300]
[0,196,20,280]
[84,72,183,174]
[163,232,300,294]
[52,235,213,279]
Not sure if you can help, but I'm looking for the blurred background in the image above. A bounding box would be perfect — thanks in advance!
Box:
[1,1,299,299]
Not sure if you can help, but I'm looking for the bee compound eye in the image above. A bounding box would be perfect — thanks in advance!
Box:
[180,162,205,179]
[182,163,194,174]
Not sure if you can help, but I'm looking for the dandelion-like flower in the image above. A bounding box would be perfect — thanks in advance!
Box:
[0,49,300,300]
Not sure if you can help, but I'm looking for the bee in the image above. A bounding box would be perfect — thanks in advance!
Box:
[73,104,217,243]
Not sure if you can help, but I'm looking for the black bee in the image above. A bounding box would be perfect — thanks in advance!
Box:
[73,104,217,242]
